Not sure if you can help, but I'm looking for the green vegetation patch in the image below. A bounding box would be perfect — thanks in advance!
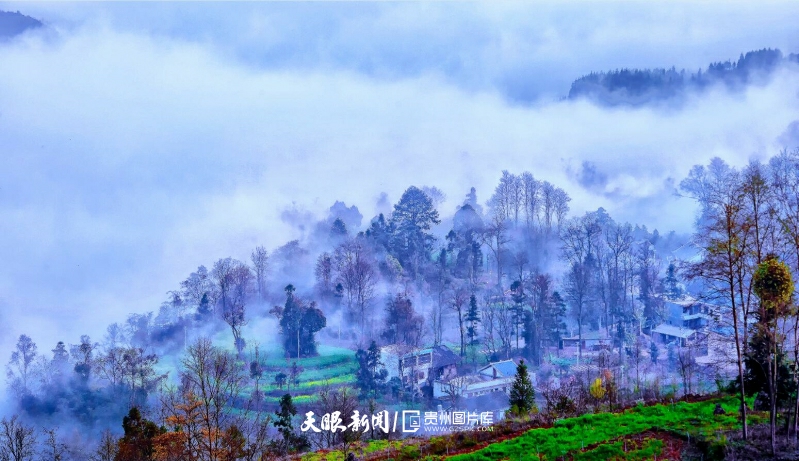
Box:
[450,397,756,461]
[573,438,663,461]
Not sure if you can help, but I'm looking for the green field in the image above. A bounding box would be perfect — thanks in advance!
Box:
[241,344,358,406]
[450,397,755,461]
[302,396,761,461]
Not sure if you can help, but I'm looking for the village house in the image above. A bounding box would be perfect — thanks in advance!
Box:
[432,359,534,403]
[381,345,460,392]
[652,297,721,347]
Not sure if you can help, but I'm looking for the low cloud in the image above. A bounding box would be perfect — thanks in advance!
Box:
[0,4,797,363]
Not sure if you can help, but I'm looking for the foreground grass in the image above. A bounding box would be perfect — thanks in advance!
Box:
[450,397,754,461]
[301,396,760,461]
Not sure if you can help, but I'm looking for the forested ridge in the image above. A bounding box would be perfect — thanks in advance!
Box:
[568,48,798,106]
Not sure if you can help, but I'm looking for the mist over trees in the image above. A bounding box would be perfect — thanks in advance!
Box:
[569,48,799,106]
[10,144,799,457]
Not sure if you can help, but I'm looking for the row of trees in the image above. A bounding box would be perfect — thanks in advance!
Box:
[680,150,799,454]
[3,167,688,444]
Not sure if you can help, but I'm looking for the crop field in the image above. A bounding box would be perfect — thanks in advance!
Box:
[240,345,358,406]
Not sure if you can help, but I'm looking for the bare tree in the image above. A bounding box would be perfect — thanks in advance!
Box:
[541,181,556,235]
[224,261,252,356]
[564,261,593,363]
[680,157,753,440]
[167,338,247,461]
[770,149,799,438]
[308,385,361,452]
[95,347,127,388]
[89,430,117,461]
[251,246,269,302]
[0,415,36,461]
[314,252,335,297]
[7,335,38,396]
[520,172,540,231]
[480,292,498,359]
[481,214,510,288]
[553,187,571,230]
[334,237,377,337]
[448,285,470,357]
[495,294,515,359]
[39,428,67,461]
[442,376,469,408]
[487,170,518,225]
[676,340,698,397]
[211,258,235,315]
[181,265,216,315]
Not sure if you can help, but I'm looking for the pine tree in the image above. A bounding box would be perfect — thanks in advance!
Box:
[465,294,480,345]
[663,262,682,300]
[273,394,309,454]
[330,218,348,239]
[196,292,212,320]
[508,359,536,417]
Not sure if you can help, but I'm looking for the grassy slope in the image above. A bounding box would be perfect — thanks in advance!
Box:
[301,397,760,461]
[450,397,753,461]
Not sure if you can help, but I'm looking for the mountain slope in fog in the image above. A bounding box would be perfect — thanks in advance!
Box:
[568,48,798,107]
[0,11,42,39]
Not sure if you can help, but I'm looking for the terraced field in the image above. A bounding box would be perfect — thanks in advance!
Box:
[242,344,358,406]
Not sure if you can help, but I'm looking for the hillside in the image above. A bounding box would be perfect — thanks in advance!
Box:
[0,10,42,39]
[301,397,764,461]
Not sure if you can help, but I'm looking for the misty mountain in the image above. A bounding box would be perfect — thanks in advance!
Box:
[0,10,42,39]
[568,48,798,106]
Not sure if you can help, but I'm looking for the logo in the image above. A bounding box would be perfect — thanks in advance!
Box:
[402,410,421,433]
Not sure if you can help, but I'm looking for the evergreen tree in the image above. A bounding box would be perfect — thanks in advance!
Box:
[115,407,164,461]
[279,285,326,358]
[355,341,388,399]
[390,186,441,276]
[465,294,480,346]
[330,218,348,239]
[508,360,536,417]
[273,394,309,454]
[663,262,682,300]
[196,292,212,320]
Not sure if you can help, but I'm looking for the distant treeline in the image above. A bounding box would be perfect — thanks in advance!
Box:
[568,48,798,106]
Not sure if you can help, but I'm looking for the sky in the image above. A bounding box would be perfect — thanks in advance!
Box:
[1,1,799,357]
